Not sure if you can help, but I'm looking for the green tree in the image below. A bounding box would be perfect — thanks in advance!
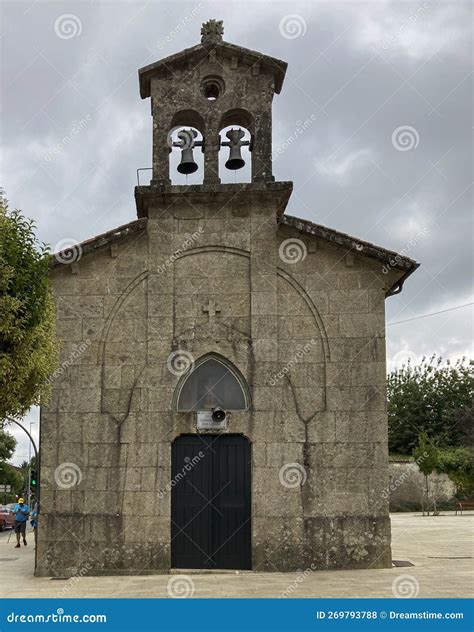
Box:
[0,193,58,421]
[388,355,473,454]
[413,432,439,515]
[0,427,16,461]
[436,447,474,497]
[0,428,24,503]
[0,464,24,503]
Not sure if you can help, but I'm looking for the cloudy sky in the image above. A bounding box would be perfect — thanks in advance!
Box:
[2,0,472,462]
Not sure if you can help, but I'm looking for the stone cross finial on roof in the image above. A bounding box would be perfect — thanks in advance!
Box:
[201,19,224,45]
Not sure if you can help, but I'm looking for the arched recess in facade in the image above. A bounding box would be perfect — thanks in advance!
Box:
[173,352,251,412]
[276,268,331,363]
[97,269,149,423]
[174,245,330,364]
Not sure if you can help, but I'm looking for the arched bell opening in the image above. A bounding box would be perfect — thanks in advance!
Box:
[168,126,204,185]
[168,110,205,185]
[220,108,254,132]
[218,109,254,184]
[173,353,251,412]
[218,125,252,183]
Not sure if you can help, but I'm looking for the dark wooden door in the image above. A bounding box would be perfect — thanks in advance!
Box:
[171,434,251,570]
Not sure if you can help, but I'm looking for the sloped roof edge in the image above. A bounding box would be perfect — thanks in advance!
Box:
[138,40,287,98]
[280,214,420,297]
[51,218,147,268]
[51,213,419,297]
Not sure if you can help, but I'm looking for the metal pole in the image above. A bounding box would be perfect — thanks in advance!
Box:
[27,422,34,508]
[4,419,39,505]
[4,418,40,574]
[27,468,31,507]
[4,418,38,462]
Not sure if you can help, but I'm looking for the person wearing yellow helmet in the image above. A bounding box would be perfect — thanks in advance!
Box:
[10,498,29,548]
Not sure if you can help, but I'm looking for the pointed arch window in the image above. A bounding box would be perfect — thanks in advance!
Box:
[175,354,250,412]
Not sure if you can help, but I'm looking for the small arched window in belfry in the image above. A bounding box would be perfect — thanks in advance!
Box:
[175,355,250,412]
[218,125,251,184]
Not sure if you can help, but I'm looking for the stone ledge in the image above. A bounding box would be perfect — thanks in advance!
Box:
[134,181,293,218]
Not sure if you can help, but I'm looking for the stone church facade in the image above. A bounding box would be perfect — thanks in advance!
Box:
[37,21,418,576]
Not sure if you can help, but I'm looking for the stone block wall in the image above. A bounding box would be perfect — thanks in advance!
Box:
[388,461,457,511]
[37,185,396,576]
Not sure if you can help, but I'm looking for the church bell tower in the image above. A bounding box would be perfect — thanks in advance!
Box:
[135,19,292,210]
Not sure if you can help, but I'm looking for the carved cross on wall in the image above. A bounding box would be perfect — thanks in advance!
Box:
[203,299,221,320]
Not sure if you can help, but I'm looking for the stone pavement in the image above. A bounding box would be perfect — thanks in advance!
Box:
[0,513,472,598]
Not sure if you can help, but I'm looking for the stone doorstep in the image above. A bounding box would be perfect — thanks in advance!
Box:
[169,568,251,575]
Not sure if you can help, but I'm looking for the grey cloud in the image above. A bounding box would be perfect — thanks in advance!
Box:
[2,0,472,387]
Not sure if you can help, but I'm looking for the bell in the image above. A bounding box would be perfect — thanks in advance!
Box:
[175,129,199,175]
[177,147,198,174]
[224,129,246,170]
[225,145,245,171]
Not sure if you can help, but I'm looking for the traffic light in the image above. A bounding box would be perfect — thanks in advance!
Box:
[31,470,37,487]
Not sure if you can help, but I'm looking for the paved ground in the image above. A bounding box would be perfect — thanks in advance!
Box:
[0,513,472,598]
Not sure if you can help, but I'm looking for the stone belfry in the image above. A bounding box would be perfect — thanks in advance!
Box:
[136,18,288,187]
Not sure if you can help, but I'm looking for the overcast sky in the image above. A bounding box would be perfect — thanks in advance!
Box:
[2,0,472,463]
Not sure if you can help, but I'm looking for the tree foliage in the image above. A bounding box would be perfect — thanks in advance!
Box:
[0,427,16,462]
[412,431,440,514]
[0,428,24,502]
[436,446,474,496]
[412,432,438,477]
[0,193,58,421]
[388,355,473,454]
